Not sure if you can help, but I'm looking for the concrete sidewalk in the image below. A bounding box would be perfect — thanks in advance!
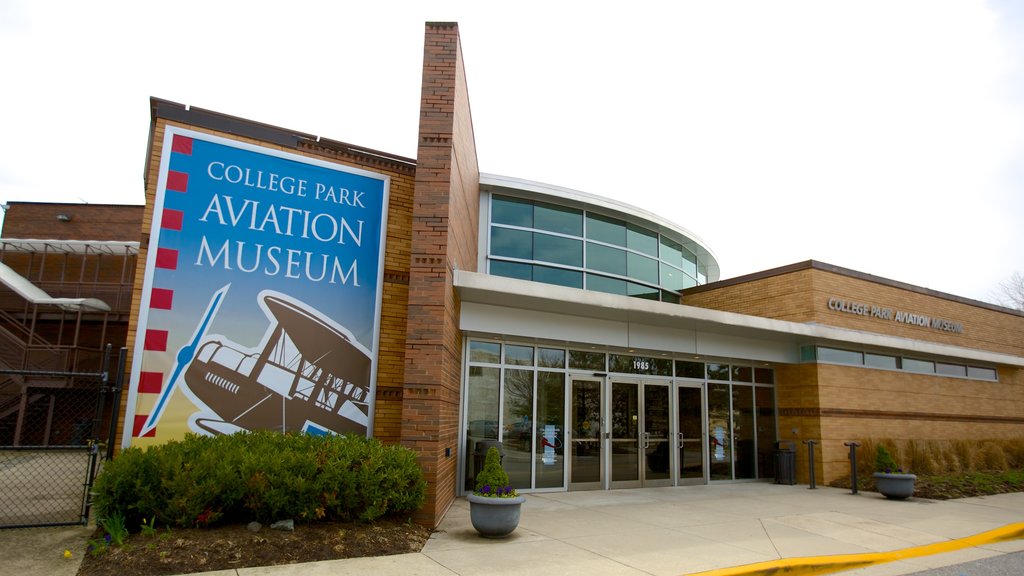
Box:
[12,484,1024,575]
[238,484,1024,575]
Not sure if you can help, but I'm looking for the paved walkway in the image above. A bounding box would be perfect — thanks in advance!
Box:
[10,483,1024,575]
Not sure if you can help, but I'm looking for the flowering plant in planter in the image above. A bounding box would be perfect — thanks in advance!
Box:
[468,446,525,538]
[474,447,519,498]
[873,444,916,500]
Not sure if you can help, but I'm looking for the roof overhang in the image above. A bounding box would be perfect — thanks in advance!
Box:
[0,239,139,256]
[454,270,1024,368]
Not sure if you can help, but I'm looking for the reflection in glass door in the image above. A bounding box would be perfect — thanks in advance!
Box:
[677,384,705,485]
[610,381,640,487]
[570,379,603,489]
[733,385,756,479]
[708,383,732,480]
[644,383,672,487]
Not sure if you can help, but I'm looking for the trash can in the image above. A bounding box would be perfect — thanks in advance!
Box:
[773,441,796,485]
[473,440,504,481]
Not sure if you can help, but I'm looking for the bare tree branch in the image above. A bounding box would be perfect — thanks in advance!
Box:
[993,271,1024,311]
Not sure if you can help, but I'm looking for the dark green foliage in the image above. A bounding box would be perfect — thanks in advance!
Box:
[92,431,426,530]
[875,444,900,473]
[473,447,513,496]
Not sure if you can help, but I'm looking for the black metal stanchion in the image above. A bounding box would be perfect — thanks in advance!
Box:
[844,442,861,495]
[803,440,817,489]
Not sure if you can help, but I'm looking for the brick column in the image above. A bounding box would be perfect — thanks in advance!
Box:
[403,22,480,527]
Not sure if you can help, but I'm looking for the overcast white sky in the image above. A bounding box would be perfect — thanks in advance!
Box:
[1,1,1021,303]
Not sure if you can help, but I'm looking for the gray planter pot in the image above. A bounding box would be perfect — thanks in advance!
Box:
[467,493,525,538]
[873,472,917,500]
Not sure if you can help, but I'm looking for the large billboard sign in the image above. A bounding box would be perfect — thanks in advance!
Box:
[122,127,389,447]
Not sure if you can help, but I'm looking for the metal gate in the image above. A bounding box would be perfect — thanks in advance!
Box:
[0,346,124,528]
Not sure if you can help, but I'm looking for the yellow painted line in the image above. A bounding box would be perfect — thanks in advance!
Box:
[688,522,1024,576]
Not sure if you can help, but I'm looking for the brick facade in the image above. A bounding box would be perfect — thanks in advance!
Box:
[686,261,1024,483]
[402,22,480,527]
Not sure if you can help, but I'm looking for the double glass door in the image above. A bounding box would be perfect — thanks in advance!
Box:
[569,378,689,489]
[568,378,772,488]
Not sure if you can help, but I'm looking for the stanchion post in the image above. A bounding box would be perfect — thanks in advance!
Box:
[844,441,861,495]
[803,440,817,489]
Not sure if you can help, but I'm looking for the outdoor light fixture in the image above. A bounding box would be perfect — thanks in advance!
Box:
[56,214,72,222]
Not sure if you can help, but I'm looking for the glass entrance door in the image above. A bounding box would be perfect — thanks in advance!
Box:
[676,384,705,485]
[643,383,672,487]
[569,378,603,490]
[609,381,640,488]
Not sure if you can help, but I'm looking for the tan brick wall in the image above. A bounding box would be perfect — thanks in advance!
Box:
[117,112,416,456]
[684,263,1024,356]
[705,265,1024,483]
[402,22,480,527]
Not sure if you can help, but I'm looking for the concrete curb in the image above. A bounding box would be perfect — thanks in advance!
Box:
[689,522,1024,576]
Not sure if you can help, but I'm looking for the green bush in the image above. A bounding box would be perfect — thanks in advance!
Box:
[92,431,426,530]
[875,444,900,473]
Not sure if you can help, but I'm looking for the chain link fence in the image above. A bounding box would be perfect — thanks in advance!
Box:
[0,348,123,528]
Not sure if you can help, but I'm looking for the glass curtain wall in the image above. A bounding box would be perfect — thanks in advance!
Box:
[465,339,776,491]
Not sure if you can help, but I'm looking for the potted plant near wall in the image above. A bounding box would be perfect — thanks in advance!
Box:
[872,444,916,500]
[467,446,525,538]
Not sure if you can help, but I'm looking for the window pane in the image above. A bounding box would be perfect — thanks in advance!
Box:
[586,213,626,245]
[534,265,583,288]
[536,371,565,489]
[732,365,753,382]
[660,263,686,291]
[469,341,501,364]
[755,386,777,480]
[491,194,532,226]
[505,345,534,366]
[587,243,626,275]
[569,350,605,371]
[707,363,730,380]
[466,365,500,490]
[535,234,582,266]
[626,224,658,256]
[681,248,697,276]
[676,360,704,379]
[903,358,935,373]
[491,227,532,259]
[537,348,565,368]
[503,369,534,490]
[490,260,532,281]
[967,366,997,380]
[817,347,863,365]
[609,355,672,376]
[936,363,967,377]
[865,353,898,369]
[660,236,684,267]
[754,367,774,384]
[587,274,627,295]
[535,202,582,236]
[661,290,680,304]
[492,196,532,227]
[627,252,658,284]
[467,369,499,438]
[627,282,660,300]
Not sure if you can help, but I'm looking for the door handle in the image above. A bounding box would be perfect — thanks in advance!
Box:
[678,432,684,448]
[642,431,650,449]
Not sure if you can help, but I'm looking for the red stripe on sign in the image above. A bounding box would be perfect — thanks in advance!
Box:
[155,248,178,270]
[144,329,168,352]
[138,371,164,393]
[161,208,183,231]
[133,415,156,437]
[167,170,188,192]
[150,287,173,310]
[171,135,193,155]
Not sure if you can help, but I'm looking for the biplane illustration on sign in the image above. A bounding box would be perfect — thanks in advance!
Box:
[122,127,389,447]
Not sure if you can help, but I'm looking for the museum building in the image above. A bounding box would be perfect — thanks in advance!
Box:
[1,23,1021,529]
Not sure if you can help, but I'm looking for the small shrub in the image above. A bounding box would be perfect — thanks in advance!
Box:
[92,431,426,529]
[875,444,900,473]
[981,443,1009,470]
[473,447,517,497]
